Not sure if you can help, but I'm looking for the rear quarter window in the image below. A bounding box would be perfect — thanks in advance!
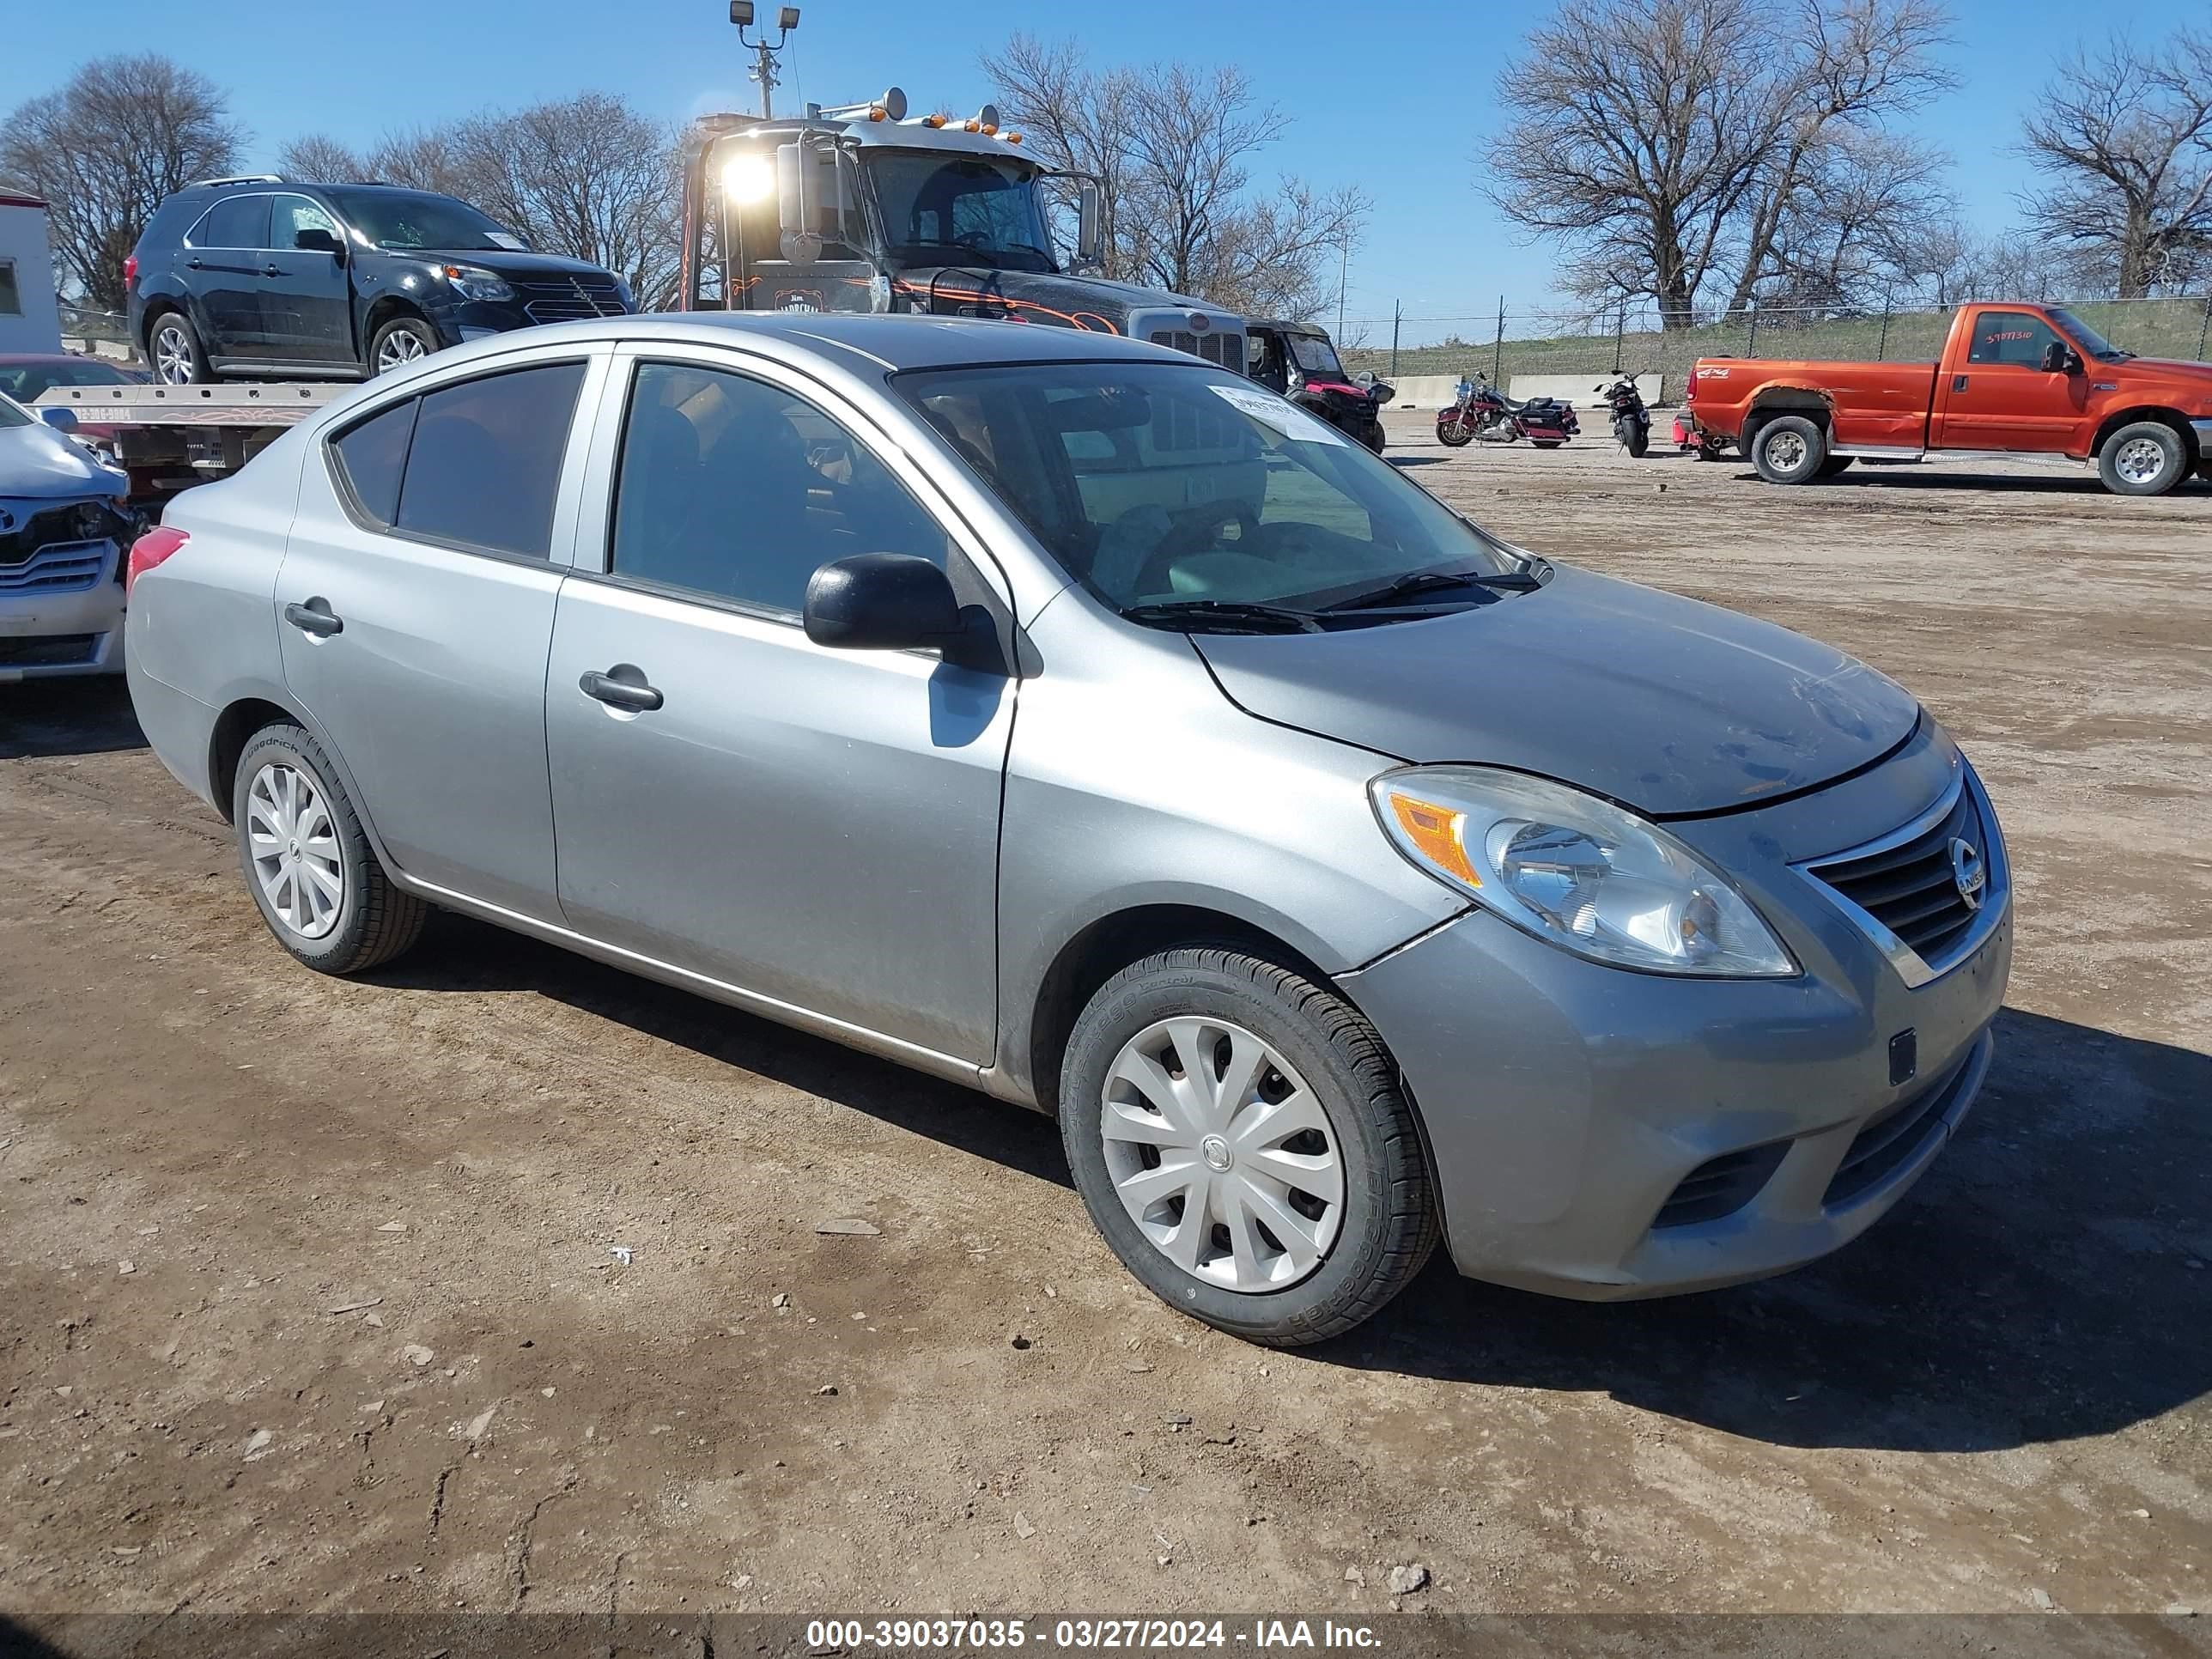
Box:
[330,398,419,525]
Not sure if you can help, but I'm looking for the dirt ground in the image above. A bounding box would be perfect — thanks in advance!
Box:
[2,417,2207,1623]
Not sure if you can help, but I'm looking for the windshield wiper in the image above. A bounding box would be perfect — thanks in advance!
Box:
[1120,599,1324,634]
[1321,568,1543,612]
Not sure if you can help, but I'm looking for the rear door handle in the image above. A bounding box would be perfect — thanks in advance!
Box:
[283,598,342,637]
[580,666,663,712]
[185,257,204,270]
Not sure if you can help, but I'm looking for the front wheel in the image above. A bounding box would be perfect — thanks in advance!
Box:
[369,314,441,374]
[1750,414,1828,483]
[1436,416,1473,448]
[1531,440,1564,449]
[2097,421,2188,496]
[1361,421,1387,455]
[1059,948,1437,1347]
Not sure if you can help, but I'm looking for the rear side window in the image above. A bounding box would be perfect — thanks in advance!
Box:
[331,399,418,524]
[191,193,270,249]
[397,362,586,557]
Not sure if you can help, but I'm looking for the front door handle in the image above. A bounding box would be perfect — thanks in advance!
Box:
[262,264,283,276]
[580,666,663,712]
[1953,374,1969,392]
[283,598,343,637]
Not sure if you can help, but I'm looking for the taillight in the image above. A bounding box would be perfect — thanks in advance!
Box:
[1686,373,1697,402]
[124,252,138,287]
[127,526,188,593]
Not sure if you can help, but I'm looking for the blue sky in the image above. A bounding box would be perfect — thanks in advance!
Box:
[12,0,2100,343]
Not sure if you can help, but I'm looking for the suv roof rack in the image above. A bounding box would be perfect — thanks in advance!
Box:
[187,173,285,189]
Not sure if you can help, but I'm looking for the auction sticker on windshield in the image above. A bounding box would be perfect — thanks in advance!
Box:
[1208,382,1347,445]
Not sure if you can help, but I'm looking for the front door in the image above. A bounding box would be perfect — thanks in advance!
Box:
[262,194,356,368]
[181,192,273,362]
[1932,309,2088,452]
[544,350,1013,1062]
[275,349,606,921]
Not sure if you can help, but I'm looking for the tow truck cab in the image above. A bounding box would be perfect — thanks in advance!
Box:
[677,89,1246,372]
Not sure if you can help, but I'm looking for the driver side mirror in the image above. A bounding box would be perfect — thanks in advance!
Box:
[805,553,963,651]
[1073,179,1103,270]
[2041,341,2081,374]
[295,227,344,258]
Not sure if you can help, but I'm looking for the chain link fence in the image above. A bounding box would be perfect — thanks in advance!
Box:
[1340,295,2212,400]
[58,302,137,360]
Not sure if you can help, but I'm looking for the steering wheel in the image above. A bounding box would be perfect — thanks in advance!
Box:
[1132,500,1258,596]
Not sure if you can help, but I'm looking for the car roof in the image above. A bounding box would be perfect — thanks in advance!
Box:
[454,312,1219,376]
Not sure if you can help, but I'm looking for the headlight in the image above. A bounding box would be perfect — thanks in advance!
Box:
[441,264,515,301]
[1371,766,1796,977]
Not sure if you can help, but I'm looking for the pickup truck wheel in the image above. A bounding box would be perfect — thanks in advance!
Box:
[2097,422,2187,496]
[1751,415,1828,484]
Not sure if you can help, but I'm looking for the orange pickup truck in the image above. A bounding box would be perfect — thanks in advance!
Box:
[1686,301,2212,496]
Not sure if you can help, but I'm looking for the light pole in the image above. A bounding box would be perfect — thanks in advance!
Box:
[730,2,800,118]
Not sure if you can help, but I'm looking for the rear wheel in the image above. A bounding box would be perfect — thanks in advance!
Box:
[149,312,213,385]
[2097,422,2187,496]
[1626,422,1650,459]
[1059,948,1437,1347]
[232,723,427,975]
[1750,414,1828,484]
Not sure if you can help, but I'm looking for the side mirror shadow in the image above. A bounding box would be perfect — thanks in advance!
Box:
[805,552,963,651]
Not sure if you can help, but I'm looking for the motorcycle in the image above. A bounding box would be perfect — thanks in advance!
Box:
[1595,374,1651,457]
[1434,373,1578,448]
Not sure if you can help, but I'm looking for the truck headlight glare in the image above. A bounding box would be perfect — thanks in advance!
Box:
[723,155,775,204]
[1372,766,1796,976]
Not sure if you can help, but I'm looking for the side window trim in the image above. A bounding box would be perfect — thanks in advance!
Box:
[183,191,270,251]
[572,343,1016,622]
[316,346,611,569]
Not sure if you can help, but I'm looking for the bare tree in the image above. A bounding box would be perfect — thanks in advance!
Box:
[276,133,369,185]
[982,38,1369,321]
[1759,131,1954,311]
[1485,0,1951,327]
[1,55,242,313]
[2020,29,2212,298]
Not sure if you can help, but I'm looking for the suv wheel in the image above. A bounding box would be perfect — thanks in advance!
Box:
[1751,414,1828,483]
[149,313,212,385]
[1059,948,1437,1346]
[232,723,427,975]
[370,315,440,374]
[2097,421,2187,496]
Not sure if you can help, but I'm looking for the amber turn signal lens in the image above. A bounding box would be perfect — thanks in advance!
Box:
[1387,793,1481,888]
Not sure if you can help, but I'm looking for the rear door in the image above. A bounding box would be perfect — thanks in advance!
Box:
[263,194,356,368]
[181,193,272,362]
[275,345,609,921]
[542,345,1014,1062]
[1931,309,2087,452]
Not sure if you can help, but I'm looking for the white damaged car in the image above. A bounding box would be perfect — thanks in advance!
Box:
[0,391,136,680]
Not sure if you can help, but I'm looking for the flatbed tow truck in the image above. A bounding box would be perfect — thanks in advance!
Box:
[30,380,340,506]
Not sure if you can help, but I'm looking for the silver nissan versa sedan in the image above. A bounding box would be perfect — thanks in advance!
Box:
[124,313,2012,1346]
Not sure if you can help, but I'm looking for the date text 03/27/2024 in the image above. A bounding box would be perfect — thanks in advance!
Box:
[804,1620,1383,1650]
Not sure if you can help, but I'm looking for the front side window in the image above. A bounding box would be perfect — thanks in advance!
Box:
[609,361,952,615]
[272,194,342,250]
[896,362,1520,617]
[190,193,270,250]
[1966,311,2065,368]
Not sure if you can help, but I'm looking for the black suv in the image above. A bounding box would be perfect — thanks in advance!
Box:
[127,177,634,384]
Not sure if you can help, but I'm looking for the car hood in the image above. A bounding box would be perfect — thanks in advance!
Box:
[1193,565,1922,817]
[0,419,129,501]
[898,266,1235,334]
[2115,356,2212,385]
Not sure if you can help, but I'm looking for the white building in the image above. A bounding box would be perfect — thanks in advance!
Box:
[0,194,65,355]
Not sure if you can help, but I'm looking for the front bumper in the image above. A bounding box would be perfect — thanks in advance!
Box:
[0,541,126,680]
[1340,731,2013,1300]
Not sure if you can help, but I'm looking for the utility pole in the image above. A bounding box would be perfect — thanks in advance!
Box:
[1389,301,1401,379]
[1492,295,1504,384]
[1336,236,1350,342]
[731,2,801,118]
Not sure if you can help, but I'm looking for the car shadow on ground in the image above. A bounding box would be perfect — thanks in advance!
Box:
[378,917,2208,1455]
[0,678,146,761]
[1736,467,2212,497]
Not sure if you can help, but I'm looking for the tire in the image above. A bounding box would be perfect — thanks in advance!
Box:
[147,311,214,385]
[1532,440,1564,449]
[1059,947,1438,1347]
[1435,416,1473,448]
[1697,437,1727,462]
[1626,422,1650,459]
[1750,414,1827,484]
[369,313,441,375]
[1361,421,1387,455]
[2096,421,2188,496]
[231,722,427,975]
[1816,455,1855,477]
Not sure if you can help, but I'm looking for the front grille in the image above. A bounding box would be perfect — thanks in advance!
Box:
[1,501,131,567]
[1824,1042,1980,1207]
[1803,780,1987,970]
[1654,1140,1790,1228]
[516,275,630,325]
[0,540,114,594]
[0,633,99,667]
[1147,328,1243,370]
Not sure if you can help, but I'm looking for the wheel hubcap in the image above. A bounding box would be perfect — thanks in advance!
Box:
[1767,430,1807,470]
[154,325,194,384]
[1100,1017,1344,1292]
[2115,436,2166,484]
[375,331,428,372]
[246,762,343,939]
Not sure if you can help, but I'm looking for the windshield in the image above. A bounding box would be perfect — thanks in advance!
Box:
[896,362,1522,622]
[322,188,527,253]
[0,359,138,402]
[867,153,1056,272]
[1286,333,1346,378]
[2049,307,2131,362]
